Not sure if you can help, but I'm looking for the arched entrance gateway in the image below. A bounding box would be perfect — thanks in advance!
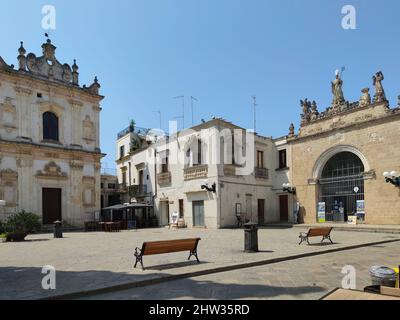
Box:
[317,151,366,223]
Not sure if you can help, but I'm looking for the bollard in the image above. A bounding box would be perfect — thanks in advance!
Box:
[53,220,63,238]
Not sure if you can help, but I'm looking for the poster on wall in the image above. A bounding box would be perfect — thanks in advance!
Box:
[317,202,326,223]
[356,200,365,214]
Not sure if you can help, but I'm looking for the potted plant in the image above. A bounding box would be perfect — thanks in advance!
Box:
[4,211,41,242]
[0,233,6,243]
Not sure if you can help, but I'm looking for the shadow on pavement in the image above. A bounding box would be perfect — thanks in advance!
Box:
[0,265,326,300]
[146,260,210,271]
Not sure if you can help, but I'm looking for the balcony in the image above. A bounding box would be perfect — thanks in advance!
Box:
[254,167,269,179]
[223,164,239,176]
[157,171,171,186]
[129,184,148,197]
[117,183,128,193]
[184,165,208,181]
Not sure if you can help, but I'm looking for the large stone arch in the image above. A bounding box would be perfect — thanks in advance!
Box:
[312,145,370,180]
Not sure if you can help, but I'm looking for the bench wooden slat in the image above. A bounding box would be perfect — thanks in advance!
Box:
[134,238,201,270]
[308,228,332,237]
[142,238,200,255]
[299,227,333,245]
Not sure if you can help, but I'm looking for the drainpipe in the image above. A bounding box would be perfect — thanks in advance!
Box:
[218,182,222,229]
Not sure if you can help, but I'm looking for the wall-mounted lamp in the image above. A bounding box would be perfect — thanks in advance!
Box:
[283,183,296,195]
[201,180,216,193]
[383,171,400,187]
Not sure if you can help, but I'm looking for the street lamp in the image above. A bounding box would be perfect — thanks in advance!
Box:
[282,183,296,195]
[201,180,216,193]
[383,171,400,187]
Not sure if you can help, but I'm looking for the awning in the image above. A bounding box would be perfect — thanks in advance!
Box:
[102,203,153,210]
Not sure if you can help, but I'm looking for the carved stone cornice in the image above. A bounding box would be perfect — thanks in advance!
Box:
[69,99,83,108]
[82,176,95,184]
[70,160,84,170]
[14,86,32,97]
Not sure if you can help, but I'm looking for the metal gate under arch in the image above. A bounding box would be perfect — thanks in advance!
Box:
[317,151,365,222]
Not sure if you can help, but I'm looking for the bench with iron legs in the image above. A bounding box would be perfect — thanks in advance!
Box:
[299,227,334,245]
[134,238,201,270]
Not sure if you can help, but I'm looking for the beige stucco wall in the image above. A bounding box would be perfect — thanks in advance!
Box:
[290,102,400,225]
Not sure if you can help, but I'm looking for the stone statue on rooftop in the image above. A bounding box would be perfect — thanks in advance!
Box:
[359,88,371,107]
[331,70,345,106]
[373,71,386,103]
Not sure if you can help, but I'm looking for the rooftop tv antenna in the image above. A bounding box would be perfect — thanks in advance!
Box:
[190,96,198,126]
[153,110,162,129]
[173,96,185,129]
[252,96,258,133]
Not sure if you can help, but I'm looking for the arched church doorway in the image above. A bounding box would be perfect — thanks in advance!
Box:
[318,152,365,222]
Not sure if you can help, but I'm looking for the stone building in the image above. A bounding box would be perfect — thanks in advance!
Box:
[0,38,104,227]
[100,172,119,209]
[289,71,400,225]
[116,118,294,228]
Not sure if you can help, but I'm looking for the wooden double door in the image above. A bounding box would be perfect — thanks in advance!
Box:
[279,195,289,222]
[42,188,62,225]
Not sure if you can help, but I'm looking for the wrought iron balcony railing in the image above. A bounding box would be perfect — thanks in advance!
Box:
[129,184,148,197]
[254,167,269,179]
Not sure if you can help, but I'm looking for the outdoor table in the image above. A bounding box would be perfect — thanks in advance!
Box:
[105,222,121,232]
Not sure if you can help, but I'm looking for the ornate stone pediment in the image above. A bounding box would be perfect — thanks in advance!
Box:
[25,39,73,83]
[0,56,13,71]
[36,161,67,179]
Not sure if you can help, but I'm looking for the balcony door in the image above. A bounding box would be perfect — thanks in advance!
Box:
[139,170,144,186]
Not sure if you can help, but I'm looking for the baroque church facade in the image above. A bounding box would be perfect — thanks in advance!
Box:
[289,71,400,225]
[0,38,103,227]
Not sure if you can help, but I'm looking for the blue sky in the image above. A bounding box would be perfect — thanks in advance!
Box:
[1,0,400,167]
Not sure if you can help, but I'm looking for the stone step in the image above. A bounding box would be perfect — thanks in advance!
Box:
[293,223,400,235]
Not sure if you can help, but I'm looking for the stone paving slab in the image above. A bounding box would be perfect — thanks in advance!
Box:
[0,227,399,300]
[86,241,400,300]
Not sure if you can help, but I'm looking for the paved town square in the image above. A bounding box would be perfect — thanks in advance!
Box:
[1,227,399,300]
[2,1,400,304]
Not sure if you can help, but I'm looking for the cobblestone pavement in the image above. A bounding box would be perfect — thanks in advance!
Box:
[0,227,399,299]
[87,241,400,300]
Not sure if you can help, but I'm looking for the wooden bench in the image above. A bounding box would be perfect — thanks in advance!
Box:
[134,238,201,270]
[299,227,333,245]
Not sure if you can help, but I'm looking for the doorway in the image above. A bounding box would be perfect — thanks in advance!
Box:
[279,195,289,222]
[160,201,170,226]
[192,201,205,227]
[318,152,365,222]
[258,199,265,225]
[179,199,184,219]
[42,188,62,225]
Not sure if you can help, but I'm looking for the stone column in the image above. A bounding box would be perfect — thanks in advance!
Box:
[14,86,33,140]
[93,104,101,151]
[69,160,84,226]
[16,151,34,213]
[69,100,83,147]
